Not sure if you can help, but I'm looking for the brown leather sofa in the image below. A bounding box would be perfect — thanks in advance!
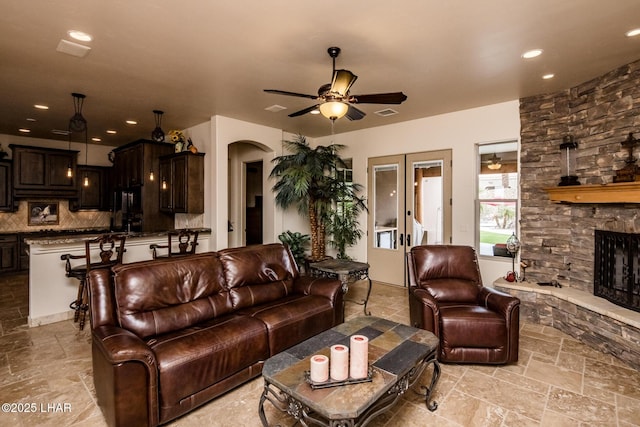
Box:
[88,243,344,427]
[407,245,520,364]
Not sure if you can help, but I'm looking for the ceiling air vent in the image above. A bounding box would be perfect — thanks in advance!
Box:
[51,129,71,136]
[56,39,91,58]
[374,108,399,117]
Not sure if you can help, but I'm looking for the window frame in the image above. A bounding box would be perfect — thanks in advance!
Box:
[475,141,519,260]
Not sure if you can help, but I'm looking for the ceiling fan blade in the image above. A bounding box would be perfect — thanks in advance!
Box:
[330,70,358,97]
[345,105,366,121]
[349,92,408,104]
[264,89,318,100]
[288,104,320,117]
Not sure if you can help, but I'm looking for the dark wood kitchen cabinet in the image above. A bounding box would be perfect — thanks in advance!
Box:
[9,145,79,198]
[0,234,18,273]
[69,165,112,211]
[0,160,14,212]
[113,140,175,231]
[159,152,205,214]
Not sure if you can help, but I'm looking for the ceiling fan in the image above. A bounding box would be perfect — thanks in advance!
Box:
[264,47,407,121]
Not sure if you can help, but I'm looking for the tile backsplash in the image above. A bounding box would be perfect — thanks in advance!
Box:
[0,200,110,233]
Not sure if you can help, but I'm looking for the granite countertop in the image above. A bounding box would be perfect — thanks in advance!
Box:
[24,228,211,245]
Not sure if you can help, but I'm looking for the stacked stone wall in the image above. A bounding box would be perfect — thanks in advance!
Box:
[520,59,640,293]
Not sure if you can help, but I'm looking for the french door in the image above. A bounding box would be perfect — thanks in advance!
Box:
[367,150,452,285]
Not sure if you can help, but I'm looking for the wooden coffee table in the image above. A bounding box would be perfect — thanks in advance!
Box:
[258,316,440,426]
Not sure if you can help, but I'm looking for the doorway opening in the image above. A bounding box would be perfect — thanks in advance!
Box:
[245,161,263,245]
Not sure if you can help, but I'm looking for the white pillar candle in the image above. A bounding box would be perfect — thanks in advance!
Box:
[349,335,369,379]
[309,354,329,383]
[330,344,349,381]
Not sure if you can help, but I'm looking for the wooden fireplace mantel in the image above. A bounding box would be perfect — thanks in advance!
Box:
[544,181,640,204]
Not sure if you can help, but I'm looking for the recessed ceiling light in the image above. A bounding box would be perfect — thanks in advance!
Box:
[34,104,49,110]
[26,118,37,122]
[521,49,543,59]
[106,130,117,134]
[542,73,555,80]
[125,120,137,125]
[91,137,102,142]
[68,30,93,42]
[310,110,320,115]
[18,128,31,133]
[626,28,640,37]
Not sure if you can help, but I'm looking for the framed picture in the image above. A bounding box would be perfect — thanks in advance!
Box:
[28,202,59,226]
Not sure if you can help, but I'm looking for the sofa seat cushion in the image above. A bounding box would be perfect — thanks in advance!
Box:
[148,314,269,409]
[439,305,506,349]
[239,294,336,355]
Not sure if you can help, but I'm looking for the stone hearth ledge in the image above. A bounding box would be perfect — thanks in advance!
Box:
[493,278,640,370]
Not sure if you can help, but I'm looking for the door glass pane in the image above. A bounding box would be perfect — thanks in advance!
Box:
[412,160,443,245]
[373,164,398,249]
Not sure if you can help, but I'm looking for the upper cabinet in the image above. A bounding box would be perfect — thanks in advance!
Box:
[9,145,79,198]
[0,160,14,212]
[69,165,112,211]
[159,152,205,214]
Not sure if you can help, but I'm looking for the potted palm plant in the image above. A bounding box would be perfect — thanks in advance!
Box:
[270,134,365,261]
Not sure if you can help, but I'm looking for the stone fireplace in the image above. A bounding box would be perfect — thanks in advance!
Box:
[594,230,640,313]
[504,58,640,370]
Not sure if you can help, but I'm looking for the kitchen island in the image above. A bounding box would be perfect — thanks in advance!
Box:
[25,228,211,326]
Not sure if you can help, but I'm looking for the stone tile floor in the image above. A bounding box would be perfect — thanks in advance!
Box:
[0,271,638,426]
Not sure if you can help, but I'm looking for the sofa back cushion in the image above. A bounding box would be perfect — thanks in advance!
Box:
[409,245,482,303]
[218,243,298,310]
[112,253,232,338]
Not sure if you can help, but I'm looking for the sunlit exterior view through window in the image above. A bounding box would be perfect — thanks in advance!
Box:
[476,142,518,257]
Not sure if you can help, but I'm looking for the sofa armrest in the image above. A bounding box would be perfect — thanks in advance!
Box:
[293,275,343,300]
[92,325,159,427]
[478,287,520,319]
[93,325,157,367]
[409,287,440,335]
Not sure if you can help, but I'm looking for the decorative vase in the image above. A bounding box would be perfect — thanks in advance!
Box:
[175,141,183,153]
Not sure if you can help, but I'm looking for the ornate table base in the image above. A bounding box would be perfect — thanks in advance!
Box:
[258,317,440,427]
[309,259,372,316]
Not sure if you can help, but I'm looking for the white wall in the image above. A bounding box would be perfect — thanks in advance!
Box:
[314,100,521,285]
[185,101,521,284]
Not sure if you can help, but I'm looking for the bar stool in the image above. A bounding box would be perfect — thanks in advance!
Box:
[150,229,199,259]
[61,234,126,330]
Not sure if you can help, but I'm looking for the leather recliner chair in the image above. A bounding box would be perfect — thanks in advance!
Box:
[407,245,520,364]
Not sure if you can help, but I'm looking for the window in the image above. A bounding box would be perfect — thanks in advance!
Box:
[476,141,518,257]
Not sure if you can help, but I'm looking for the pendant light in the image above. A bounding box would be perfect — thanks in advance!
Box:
[149,110,164,181]
[68,93,89,185]
[151,110,165,142]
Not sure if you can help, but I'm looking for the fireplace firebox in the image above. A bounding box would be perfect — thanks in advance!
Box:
[594,230,640,313]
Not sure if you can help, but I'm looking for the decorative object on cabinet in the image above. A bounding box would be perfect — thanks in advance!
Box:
[559,135,579,186]
[0,144,7,159]
[28,202,59,226]
[151,110,165,142]
[614,133,637,183]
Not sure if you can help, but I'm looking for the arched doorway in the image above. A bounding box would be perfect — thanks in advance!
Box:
[228,141,273,248]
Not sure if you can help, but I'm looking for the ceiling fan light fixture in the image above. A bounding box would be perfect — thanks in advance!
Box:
[319,101,348,120]
[487,153,502,170]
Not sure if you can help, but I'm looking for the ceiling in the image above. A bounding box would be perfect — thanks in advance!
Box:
[1,1,639,147]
